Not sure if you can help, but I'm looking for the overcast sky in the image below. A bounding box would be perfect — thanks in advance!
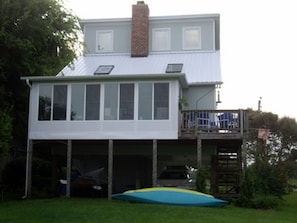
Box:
[64,0,297,120]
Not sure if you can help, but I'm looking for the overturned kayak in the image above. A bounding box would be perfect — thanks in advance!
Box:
[112,187,228,207]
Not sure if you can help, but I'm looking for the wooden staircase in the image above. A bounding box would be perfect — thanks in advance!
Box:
[211,147,242,198]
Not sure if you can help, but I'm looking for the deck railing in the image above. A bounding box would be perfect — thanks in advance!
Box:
[180,109,248,137]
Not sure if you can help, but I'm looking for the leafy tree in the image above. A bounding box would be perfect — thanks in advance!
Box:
[247,110,297,169]
[237,110,297,208]
[0,108,12,160]
[0,0,81,151]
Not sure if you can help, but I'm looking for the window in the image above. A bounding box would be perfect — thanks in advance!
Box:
[104,83,118,120]
[119,84,134,120]
[53,85,67,120]
[38,85,52,121]
[94,65,114,75]
[138,82,169,120]
[166,63,183,73]
[96,30,113,52]
[38,85,67,121]
[138,83,152,120]
[183,27,201,50]
[86,84,100,120]
[154,83,169,120]
[152,28,170,51]
[71,84,85,120]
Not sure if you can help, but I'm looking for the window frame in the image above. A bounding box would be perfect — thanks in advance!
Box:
[183,26,202,50]
[152,28,171,51]
[96,30,114,53]
[38,84,53,121]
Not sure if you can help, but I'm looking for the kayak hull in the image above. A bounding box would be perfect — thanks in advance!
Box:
[112,187,228,207]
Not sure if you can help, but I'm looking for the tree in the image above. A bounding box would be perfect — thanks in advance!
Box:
[0,0,81,152]
[247,110,297,166]
[237,110,297,208]
[0,109,12,160]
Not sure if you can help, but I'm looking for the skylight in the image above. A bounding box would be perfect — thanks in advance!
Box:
[94,65,114,75]
[166,63,183,73]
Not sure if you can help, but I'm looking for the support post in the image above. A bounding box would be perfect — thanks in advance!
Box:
[24,139,33,199]
[108,139,113,200]
[66,140,72,197]
[197,137,202,168]
[242,137,247,177]
[152,139,157,187]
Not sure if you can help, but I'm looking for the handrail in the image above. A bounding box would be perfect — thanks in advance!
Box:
[180,109,248,135]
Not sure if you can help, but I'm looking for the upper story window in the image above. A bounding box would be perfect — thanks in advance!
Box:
[183,27,201,50]
[96,30,113,52]
[38,85,52,121]
[152,28,171,51]
[38,85,68,121]
[138,82,169,120]
[104,83,135,120]
[71,84,101,121]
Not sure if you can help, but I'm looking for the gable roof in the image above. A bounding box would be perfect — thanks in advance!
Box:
[57,51,222,85]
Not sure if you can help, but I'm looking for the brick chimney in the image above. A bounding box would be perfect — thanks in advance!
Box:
[131,1,149,57]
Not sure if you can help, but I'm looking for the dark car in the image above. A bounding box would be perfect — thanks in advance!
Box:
[156,166,196,190]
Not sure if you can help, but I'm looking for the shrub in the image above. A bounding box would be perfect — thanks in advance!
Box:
[252,195,281,209]
[196,166,208,193]
[235,162,286,209]
[2,156,54,198]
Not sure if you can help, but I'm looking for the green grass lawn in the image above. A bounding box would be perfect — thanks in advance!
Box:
[0,192,296,223]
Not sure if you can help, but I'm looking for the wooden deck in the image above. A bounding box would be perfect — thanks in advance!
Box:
[179,109,248,198]
[179,109,248,139]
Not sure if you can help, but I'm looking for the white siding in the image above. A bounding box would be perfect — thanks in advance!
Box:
[28,80,179,140]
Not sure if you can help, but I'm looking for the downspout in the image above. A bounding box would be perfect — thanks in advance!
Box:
[22,78,32,199]
[25,78,32,88]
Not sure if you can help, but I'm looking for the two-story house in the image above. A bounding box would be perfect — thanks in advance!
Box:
[22,2,248,199]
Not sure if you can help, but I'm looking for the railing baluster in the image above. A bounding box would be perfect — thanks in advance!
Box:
[180,109,247,137]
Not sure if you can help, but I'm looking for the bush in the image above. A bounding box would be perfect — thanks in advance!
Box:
[196,166,208,193]
[2,156,54,198]
[252,195,281,209]
[235,162,286,209]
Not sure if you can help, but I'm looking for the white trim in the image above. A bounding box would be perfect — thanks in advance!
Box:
[152,28,171,51]
[183,26,202,50]
[96,30,114,52]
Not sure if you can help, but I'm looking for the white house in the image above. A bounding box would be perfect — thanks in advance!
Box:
[22,2,248,199]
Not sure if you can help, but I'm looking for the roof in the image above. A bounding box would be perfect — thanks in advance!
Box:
[79,13,220,28]
[57,51,222,85]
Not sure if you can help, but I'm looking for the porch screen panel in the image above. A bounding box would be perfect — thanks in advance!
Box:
[71,84,84,120]
[53,85,67,120]
[154,83,169,120]
[119,83,134,120]
[104,83,118,120]
[138,83,152,120]
[38,85,52,120]
[86,84,100,120]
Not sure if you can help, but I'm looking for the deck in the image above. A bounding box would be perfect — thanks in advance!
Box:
[179,109,249,139]
[179,109,248,198]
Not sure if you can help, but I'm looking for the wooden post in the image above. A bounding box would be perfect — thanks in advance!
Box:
[242,138,247,177]
[66,140,72,197]
[24,139,33,198]
[197,137,202,168]
[108,139,113,200]
[152,139,157,187]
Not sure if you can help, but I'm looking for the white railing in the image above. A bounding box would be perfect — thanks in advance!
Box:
[180,109,248,135]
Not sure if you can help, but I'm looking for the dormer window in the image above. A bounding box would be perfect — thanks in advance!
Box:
[183,27,201,50]
[152,28,171,51]
[94,65,114,75]
[166,63,183,73]
[96,30,113,52]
